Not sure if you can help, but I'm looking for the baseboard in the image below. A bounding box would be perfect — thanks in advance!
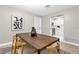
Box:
[62,40,79,47]
[0,42,12,48]
[0,40,79,48]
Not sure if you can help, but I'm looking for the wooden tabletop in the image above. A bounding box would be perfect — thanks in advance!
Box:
[16,32,59,51]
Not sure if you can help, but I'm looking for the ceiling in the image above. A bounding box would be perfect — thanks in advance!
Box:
[9,5,76,16]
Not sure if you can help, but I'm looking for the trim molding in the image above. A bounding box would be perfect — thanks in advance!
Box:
[62,40,79,47]
[0,42,12,47]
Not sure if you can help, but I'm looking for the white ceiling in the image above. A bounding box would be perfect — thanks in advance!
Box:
[9,5,76,16]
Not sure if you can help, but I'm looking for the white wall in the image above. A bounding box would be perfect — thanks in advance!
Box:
[42,16,50,35]
[34,16,42,33]
[0,6,36,44]
[42,6,79,44]
[64,6,79,44]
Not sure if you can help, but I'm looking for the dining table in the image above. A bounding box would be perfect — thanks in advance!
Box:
[14,32,60,54]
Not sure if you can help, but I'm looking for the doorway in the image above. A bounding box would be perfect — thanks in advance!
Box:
[50,15,64,41]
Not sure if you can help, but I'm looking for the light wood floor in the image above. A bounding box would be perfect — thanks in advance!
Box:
[0,42,79,54]
[60,42,79,54]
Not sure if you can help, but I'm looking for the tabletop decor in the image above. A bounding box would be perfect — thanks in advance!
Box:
[31,27,37,37]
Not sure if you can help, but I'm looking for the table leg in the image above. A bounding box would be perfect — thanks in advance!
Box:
[14,35,18,54]
[37,50,41,54]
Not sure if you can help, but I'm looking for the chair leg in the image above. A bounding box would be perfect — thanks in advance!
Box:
[21,45,25,54]
[11,35,16,54]
[11,35,18,54]
[57,40,60,54]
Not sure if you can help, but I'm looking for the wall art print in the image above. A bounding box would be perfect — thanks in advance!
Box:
[11,15,24,31]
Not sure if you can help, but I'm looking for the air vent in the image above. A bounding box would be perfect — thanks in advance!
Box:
[45,5,50,8]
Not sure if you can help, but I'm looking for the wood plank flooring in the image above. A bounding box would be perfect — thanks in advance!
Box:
[0,42,79,54]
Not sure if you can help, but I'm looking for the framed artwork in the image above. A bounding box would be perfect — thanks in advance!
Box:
[11,15,24,31]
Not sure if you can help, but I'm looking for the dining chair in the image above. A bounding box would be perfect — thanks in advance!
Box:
[46,40,60,54]
[11,35,26,54]
[11,34,37,54]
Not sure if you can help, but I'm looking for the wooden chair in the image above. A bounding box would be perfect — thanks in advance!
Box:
[11,35,36,54]
[11,35,26,54]
[46,40,60,54]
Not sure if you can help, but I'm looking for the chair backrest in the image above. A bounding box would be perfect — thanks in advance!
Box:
[11,34,17,53]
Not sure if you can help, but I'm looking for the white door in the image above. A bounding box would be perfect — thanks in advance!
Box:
[34,16,42,34]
